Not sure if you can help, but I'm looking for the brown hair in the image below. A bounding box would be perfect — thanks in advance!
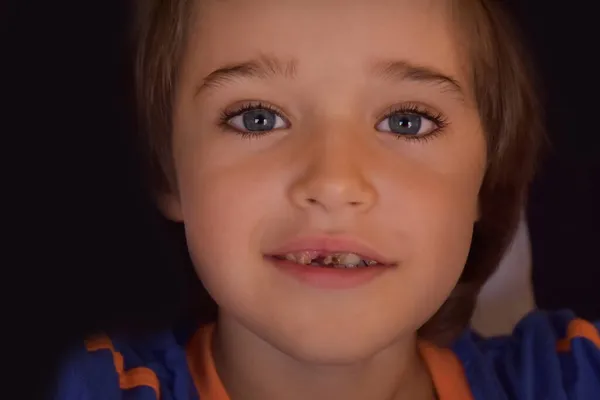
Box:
[132,0,545,345]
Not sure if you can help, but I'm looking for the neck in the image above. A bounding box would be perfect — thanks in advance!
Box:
[213,314,436,400]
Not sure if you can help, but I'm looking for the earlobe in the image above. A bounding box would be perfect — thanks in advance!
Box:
[158,192,184,222]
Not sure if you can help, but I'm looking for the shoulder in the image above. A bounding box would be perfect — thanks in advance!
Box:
[452,310,600,399]
[51,329,200,400]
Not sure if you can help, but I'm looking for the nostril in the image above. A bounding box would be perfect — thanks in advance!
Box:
[307,198,318,204]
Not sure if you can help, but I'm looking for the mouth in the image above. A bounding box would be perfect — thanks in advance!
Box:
[265,243,394,289]
[269,251,385,269]
[265,235,397,272]
[264,235,396,289]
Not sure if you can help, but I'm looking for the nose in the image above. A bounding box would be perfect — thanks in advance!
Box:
[289,131,378,214]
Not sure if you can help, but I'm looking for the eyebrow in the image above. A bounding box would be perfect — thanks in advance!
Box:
[371,60,465,102]
[195,55,297,96]
[195,55,464,101]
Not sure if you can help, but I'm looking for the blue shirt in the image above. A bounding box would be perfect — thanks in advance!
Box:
[51,310,600,399]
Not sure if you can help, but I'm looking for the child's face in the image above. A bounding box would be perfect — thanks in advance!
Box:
[167,0,486,362]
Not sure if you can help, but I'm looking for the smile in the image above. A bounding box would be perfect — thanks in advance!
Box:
[272,251,382,268]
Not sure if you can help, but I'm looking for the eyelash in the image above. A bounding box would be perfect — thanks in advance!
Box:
[379,102,449,143]
[218,102,284,138]
[218,101,449,142]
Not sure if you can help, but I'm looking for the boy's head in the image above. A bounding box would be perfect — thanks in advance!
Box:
[133,0,542,361]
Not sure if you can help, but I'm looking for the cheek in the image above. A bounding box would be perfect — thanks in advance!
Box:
[379,147,485,312]
[173,147,285,302]
[412,171,481,260]
[410,183,478,285]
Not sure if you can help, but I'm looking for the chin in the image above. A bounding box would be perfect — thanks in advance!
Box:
[268,326,400,365]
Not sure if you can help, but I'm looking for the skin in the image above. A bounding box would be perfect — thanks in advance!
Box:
[164,0,487,398]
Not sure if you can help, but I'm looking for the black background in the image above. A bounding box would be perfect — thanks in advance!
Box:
[4,1,599,398]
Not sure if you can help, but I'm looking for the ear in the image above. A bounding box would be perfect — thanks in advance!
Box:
[158,192,184,222]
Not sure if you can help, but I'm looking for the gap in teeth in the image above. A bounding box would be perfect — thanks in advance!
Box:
[281,252,377,267]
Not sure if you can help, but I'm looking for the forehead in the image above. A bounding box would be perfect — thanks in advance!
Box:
[184,0,465,93]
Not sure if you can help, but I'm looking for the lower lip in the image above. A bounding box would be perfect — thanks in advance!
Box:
[266,257,390,289]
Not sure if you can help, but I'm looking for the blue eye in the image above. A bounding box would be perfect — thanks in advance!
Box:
[376,112,438,137]
[225,107,288,133]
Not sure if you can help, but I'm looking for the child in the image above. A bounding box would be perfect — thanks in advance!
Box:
[53,0,600,399]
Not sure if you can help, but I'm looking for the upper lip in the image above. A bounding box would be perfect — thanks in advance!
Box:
[266,235,396,266]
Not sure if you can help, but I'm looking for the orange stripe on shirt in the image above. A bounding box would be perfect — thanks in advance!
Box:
[186,325,230,400]
[556,318,600,352]
[419,341,475,400]
[85,336,161,398]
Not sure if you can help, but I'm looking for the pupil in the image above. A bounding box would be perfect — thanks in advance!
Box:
[243,109,275,131]
[390,114,421,135]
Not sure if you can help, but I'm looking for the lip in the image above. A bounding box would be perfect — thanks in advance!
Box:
[266,235,396,266]
[267,257,389,289]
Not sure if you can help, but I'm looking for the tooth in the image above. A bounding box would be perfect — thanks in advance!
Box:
[296,252,313,265]
[340,253,361,266]
[282,251,378,267]
[284,251,317,265]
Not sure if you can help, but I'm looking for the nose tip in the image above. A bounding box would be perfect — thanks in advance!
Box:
[292,172,377,213]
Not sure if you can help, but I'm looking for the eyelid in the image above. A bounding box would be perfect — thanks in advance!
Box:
[220,101,291,122]
[218,101,292,134]
[373,102,449,143]
[378,103,447,127]
[375,102,444,122]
